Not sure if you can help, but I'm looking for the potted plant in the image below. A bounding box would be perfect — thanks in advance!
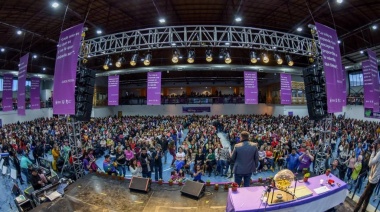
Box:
[111,173,116,179]
[168,179,173,186]
[178,179,183,186]
[214,184,219,191]
[231,182,239,192]
[224,184,229,190]
[158,179,163,185]
[258,177,263,183]
[302,168,308,175]
[304,173,310,182]
[206,179,211,186]
[250,179,253,185]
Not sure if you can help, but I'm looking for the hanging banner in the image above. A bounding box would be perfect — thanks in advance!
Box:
[2,74,13,112]
[280,73,292,105]
[368,50,379,112]
[108,75,119,105]
[17,53,29,116]
[341,66,346,108]
[363,60,374,109]
[315,22,343,113]
[244,71,258,104]
[53,23,84,115]
[147,72,161,105]
[30,77,40,109]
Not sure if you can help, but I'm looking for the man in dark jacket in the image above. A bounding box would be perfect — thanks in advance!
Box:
[30,169,44,190]
[231,131,259,187]
[139,147,152,178]
[151,145,163,181]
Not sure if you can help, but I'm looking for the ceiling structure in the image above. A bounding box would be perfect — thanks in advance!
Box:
[0,0,379,83]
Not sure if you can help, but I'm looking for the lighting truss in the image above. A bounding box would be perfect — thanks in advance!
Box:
[84,25,315,57]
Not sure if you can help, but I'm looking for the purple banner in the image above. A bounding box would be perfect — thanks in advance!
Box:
[30,77,40,109]
[341,66,346,107]
[365,108,380,119]
[244,71,258,104]
[368,50,379,112]
[53,23,84,115]
[108,75,119,105]
[363,60,374,108]
[315,22,343,113]
[147,72,162,105]
[280,73,292,105]
[182,106,211,113]
[17,53,29,116]
[2,74,13,112]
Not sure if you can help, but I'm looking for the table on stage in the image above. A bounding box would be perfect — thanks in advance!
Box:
[226,174,348,212]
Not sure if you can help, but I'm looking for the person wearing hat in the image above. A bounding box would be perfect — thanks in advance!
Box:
[354,140,380,212]
[152,144,163,181]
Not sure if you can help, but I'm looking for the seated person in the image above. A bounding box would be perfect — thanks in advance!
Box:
[103,155,117,175]
[192,164,204,183]
[30,168,47,190]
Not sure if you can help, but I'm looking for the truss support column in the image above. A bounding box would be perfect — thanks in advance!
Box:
[67,117,84,180]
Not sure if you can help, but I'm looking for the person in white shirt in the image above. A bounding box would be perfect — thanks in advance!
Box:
[175,147,186,171]
[129,158,142,177]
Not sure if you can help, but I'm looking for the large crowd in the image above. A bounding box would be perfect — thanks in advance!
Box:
[1,114,380,193]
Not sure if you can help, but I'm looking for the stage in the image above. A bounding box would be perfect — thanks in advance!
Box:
[31,174,356,212]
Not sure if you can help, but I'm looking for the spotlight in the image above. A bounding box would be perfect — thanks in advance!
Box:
[336,0,343,3]
[51,2,59,8]
[285,55,294,66]
[172,50,180,63]
[42,67,46,71]
[235,17,242,22]
[372,25,378,30]
[274,54,283,65]
[143,53,152,66]
[0,48,4,52]
[130,54,138,66]
[360,50,364,54]
[159,18,166,23]
[224,51,232,64]
[103,57,111,70]
[297,27,303,32]
[338,40,341,44]
[205,49,213,62]
[250,51,258,64]
[115,56,126,68]
[33,54,38,59]
[96,29,103,35]
[309,57,315,63]
[17,30,22,35]
[261,53,269,63]
[187,50,195,63]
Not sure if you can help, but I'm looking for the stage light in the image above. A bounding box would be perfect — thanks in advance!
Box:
[235,17,242,22]
[286,55,294,66]
[338,40,341,44]
[261,53,269,63]
[205,49,213,62]
[372,25,378,30]
[42,67,46,71]
[171,43,176,46]
[224,51,232,64]
[143,53,152,66]
[51,2,59,8]
[96,29,102,35]
[360,50,364,54]
[275,54,283,65]
[103,57,111,70]
[0,48,4,52]
[309,57,314,63]
[250,51,258,63]
[130,54,138,66]
[17,30,22,35]
[159,18,166,23]
[187,50,195,63]
[33,54,37,59]
[337,0,343,3]
[172,50,180,63]
[297,27,303,32]
[115,56,126,68]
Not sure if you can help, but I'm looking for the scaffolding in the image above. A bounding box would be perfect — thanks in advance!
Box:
[66,117,84,180]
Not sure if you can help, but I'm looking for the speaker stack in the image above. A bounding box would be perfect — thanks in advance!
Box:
[75,67,95,121]
[303,65,327,120]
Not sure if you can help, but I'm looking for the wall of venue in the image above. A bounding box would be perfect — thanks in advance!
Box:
[0,108,53,125]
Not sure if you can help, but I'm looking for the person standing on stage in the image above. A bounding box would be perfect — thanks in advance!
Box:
[231,131,259,187]
[354,140,380,212]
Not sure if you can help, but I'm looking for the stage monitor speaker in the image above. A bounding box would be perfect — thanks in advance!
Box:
[180,180,205,199]
[129,177,151,193]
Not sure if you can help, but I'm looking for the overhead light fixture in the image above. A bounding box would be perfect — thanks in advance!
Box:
[336,0,343,3]
[159,18,166,23]
[51,2,59,8]
[171,43,176,46]
[187,50,195,63]
[143,53,152,66]
[17,30,22,35]
[360,50,364,54]
[115,55,126,68]
[130,53,138,66]
[225,42,230,46]
[42,67,46,71]
[274,54,283,65]
[96,29,102,35]
[338,40,341,44]
[103,57,111,70]
[261,53,269,63]
[372,25,378,30]
[224,51,232,64]
[250,51,258,64]
[235,17,242,22]
[297,27,303,32]
[0,48,4,52]
[205,49,213,62]
[285,55,294,66]
[172,50,180,63]
[33,54,38,59]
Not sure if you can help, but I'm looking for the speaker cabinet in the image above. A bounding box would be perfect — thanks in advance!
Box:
[180,180,205,199]
[129,177,151,193]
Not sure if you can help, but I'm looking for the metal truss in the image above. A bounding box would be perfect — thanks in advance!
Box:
[66,118,84,180]
[84,25,314,57]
